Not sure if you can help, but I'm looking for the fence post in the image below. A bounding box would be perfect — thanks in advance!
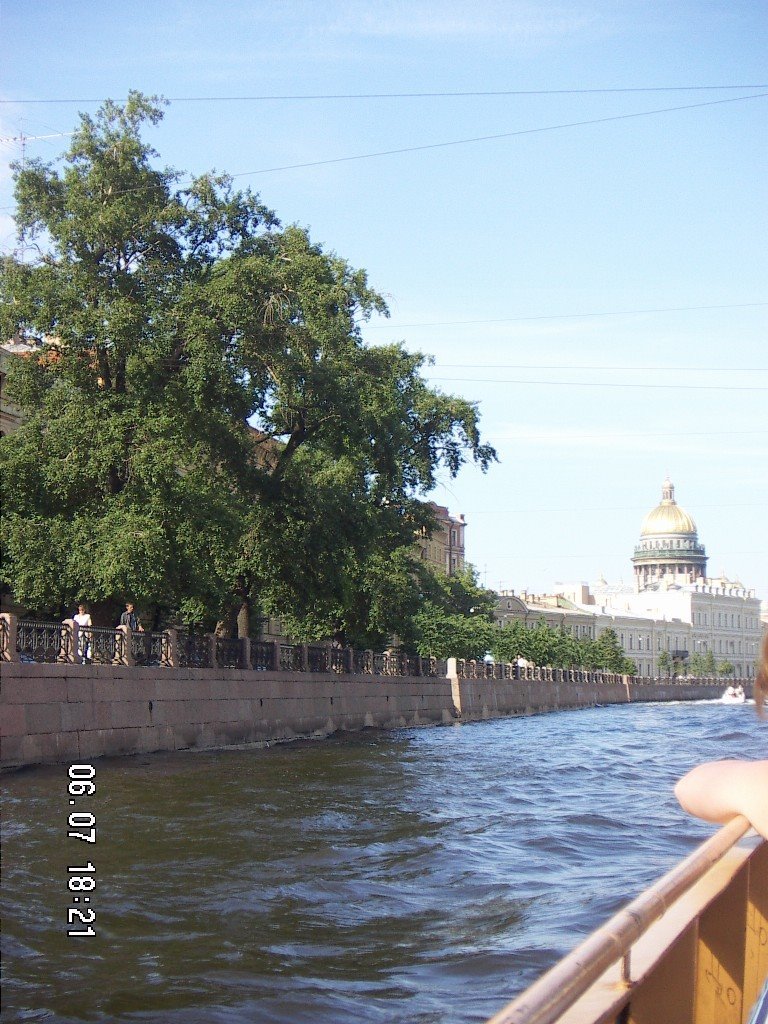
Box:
[65,618,82,664]
[300,643,309,672]
[116,625,134,666]
[446,657,462,718]
[345,646,354,673]
[208,634,218,669]
[59,618,75,663]
[0,612,19,662]
[164,628,179,668]
[272,640,281,671]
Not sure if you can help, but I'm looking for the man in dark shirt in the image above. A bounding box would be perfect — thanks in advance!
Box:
[119,602,143,632]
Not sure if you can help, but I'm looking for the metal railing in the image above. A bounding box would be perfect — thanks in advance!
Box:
[485,816,766,1024]
[278,643,303,672]
[456,660,630,684]
[17,620,72,663]
[250,640,276,672]
[216,637,243,670]
[330,646,348,673]
[307,644,329,673]
[86,626,125,665]
[177,631,213,670]
[0,614,748,689]
[131,631,167,667]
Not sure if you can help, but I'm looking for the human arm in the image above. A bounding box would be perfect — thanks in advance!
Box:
[675,760,768,840]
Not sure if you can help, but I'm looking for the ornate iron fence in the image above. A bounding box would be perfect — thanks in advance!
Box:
[329,646,348,673]
[216,637,243,670]
[177,632,213,669]
[353,649,374,674]
[86,627,124,665]
[0,619,681,686]
[131,631,167,667]
[279,644,302,672]
[250,641,276,671]
[0,616,8,658]
[307,645,329,673]
[17,620,72,663]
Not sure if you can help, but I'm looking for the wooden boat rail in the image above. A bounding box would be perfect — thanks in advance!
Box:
[486,815,768,1024]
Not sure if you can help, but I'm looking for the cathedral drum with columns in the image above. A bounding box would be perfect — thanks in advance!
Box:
[632,477,708,591]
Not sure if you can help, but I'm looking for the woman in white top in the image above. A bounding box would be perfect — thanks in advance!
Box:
[73,603,93,663]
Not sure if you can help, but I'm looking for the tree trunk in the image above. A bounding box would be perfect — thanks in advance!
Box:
[237,598,250,639]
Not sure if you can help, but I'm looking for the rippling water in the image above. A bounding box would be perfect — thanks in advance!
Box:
[2,700,764,1023]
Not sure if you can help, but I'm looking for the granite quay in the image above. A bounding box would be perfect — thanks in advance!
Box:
[0,613,736,771]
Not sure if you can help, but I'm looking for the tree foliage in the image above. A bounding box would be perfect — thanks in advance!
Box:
[489,621,634,673]
[411,566,497,659]
[0,93,496,635]
[687,650,717,677]
[407,573,638,672]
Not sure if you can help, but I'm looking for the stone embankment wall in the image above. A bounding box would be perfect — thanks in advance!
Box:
[0,662,732,770]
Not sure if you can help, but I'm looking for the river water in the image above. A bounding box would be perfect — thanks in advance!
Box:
[1,699,764,1023]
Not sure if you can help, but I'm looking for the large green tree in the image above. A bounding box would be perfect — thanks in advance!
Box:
[0,93,495,636]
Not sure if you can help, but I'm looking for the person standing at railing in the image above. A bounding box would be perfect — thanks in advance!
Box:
[675,632,768,839]
[74,603,92,663]
[119,602,144,633]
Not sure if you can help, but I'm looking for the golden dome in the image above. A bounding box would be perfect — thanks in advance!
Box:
[640,478,697,537]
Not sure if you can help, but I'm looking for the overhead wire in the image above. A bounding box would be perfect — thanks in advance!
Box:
[2,84,767,103]
[427,377,768,391]
[434,364,768,372]
[228,92,768,176]
[460,502,768,515]
[3,92,764,206]
[364,301,768,329]
[482,429,767,440]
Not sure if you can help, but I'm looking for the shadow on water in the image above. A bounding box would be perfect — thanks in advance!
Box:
[1,701,763,1023]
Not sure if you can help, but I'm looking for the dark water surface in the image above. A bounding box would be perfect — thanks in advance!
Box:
[2,700,764,1023]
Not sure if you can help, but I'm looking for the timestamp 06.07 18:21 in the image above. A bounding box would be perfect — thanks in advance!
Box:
[67,763,96,937]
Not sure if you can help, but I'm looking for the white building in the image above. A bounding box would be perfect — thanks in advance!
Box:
[496,479,764,679]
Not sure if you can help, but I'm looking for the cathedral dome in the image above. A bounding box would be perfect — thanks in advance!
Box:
[640,477,697,537]
[633,478,707,591]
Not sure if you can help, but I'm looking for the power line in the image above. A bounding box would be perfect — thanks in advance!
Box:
[483,429,767,440]
[464,502,768,515]
[2,95,764,212]
[436,363,768,372]
[365,301,768,329]
[230,93,767,176]
[429,377,768,391]
[476,549,767,559]
[2,85,767,103]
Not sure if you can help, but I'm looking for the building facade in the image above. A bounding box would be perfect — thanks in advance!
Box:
[416,502,466,576]
[496,480,763,679]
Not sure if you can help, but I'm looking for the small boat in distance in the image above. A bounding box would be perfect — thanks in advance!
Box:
[722,683,746,704]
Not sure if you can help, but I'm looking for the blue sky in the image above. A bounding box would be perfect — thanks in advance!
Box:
[1,1,766,600]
